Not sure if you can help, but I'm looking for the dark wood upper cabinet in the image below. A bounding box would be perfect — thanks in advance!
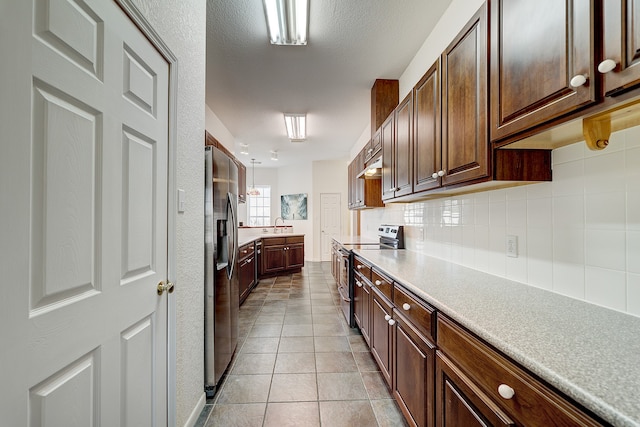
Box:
[413,61,441,194]
[371,79,400,138]
[381,114,395,201]
[602,0,640,95]
[236,160,246,204]
[394,94,414,198]
[490,0,596,142]
[442,3,490,186]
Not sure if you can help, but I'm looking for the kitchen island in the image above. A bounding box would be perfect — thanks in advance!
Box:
[352,248,640,427]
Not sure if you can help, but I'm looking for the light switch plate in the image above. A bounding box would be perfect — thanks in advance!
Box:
[506,235,518,257]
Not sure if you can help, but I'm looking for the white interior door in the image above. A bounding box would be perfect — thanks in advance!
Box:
[320,193,341,261]
[0,1,170,425]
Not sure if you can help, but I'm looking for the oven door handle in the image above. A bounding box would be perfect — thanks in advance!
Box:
[337,285,351,303]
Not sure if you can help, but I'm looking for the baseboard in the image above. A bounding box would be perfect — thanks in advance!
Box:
[183,392,206,427]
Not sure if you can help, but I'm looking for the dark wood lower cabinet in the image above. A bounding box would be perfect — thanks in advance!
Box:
[370,287,393,387]
[354,277,371,345]
[260,236,304,277]
[394,315,435,427]
[436,352,514,427]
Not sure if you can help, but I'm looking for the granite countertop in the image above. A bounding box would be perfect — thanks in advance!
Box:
[238,233,304,247]
[354,249,640,427]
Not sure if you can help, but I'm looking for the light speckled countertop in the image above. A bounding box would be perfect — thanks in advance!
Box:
[353,249,640,427]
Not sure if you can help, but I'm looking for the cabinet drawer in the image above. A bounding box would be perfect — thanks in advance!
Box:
[436,315,602,427]
[393,286,435,342]
[371,269,393,301]
[353,256,371,281]
[285,235,304,244]
[239,243,254,259]
[263,237,286,246]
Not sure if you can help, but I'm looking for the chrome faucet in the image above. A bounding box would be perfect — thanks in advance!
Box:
[274,217,284,233]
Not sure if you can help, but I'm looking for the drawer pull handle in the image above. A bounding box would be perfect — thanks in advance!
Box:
[384,314,391,321]
[569,74,587,88]
[498,384,515,400]
[598,59,617,74]
[402,303,411,311]
[388,319,396,326]
[375,280,382,286]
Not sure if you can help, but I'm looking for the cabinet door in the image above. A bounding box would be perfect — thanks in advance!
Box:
[347,160,355,209]
[355,150,365,207]
[237,161,246,204]
[442,4,489,186]
[381,114,396,201]
[286,243,304,269]
[413,61,442,193]
[394,93,413,197]
[370,288,393,386]
[436,353,515,427]
[394,315,435,427]
[361,282,371,345]
[602,1,640,95]
[353,276,364,328]
[262,245,286,273]
[490,0,595,141]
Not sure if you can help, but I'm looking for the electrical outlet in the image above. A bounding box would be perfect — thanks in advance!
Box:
[506,235,518,257]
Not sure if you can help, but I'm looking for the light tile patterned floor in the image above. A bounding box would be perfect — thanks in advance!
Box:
[195,261,407,427]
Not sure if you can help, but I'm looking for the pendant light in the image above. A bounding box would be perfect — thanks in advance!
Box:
[248,158,261,196]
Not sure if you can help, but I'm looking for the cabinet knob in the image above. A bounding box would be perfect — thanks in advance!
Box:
[432,172,438,179]
[569,74,587,88]
[598,59,617,74]
[384,314,391,321]
[357,264,363,269]
[437,170,445,177]
[402,303,411,311]
[375,280,382,286]
[497,384,515,400]
[388,319,396,326]
[356,280,363,287]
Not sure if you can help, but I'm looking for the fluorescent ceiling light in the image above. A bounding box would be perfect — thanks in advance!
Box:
[284,113,306,141]
[263,0,308,45]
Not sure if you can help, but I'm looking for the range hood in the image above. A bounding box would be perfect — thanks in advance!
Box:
[357,157,382,179]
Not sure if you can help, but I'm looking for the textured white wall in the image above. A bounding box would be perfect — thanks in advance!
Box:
[278,162,314,258]
[128,1,206,426]
[312,159,350,260]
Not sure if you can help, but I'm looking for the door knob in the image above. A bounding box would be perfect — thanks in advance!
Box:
[157,281,175,295]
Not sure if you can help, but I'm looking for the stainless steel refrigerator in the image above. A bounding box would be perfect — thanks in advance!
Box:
[204,145,239,398]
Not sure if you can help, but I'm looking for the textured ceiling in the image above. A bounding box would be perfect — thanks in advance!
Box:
[205,0,452,167]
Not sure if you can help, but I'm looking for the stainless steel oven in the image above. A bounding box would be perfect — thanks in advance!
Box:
[333,225,406,328]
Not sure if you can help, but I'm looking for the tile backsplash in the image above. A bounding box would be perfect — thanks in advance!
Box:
[360,126,640,317]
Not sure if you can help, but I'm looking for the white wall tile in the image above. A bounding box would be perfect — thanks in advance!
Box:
[474,225,490,272]
[527,181,552,199]
[489,201,506,227]
[585,266,626,311]
[475,201,489,226]
[553,263,585,299]
[553,195,584,228]
[584,151,625,194]
[625,126,640,149]
[585,192,625,230]
[527,227,553,290]
[585,229,626,271]
[553,227,584,264]
[628,231,640,274]
[488,227,507,277]
[626,147,640,191]
[628,191,640,231]
[627,273,640,316]
[506,229,527,284]
[527,197,552,229]
[552,160,584,196]
[553,142,584,165]
[507,199,527,229]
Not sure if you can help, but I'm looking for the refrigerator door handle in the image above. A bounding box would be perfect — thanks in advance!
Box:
[226,192,237,280]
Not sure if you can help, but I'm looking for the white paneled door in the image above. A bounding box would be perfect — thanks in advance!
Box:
[0,0,170,426]
[320,193,341,261]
